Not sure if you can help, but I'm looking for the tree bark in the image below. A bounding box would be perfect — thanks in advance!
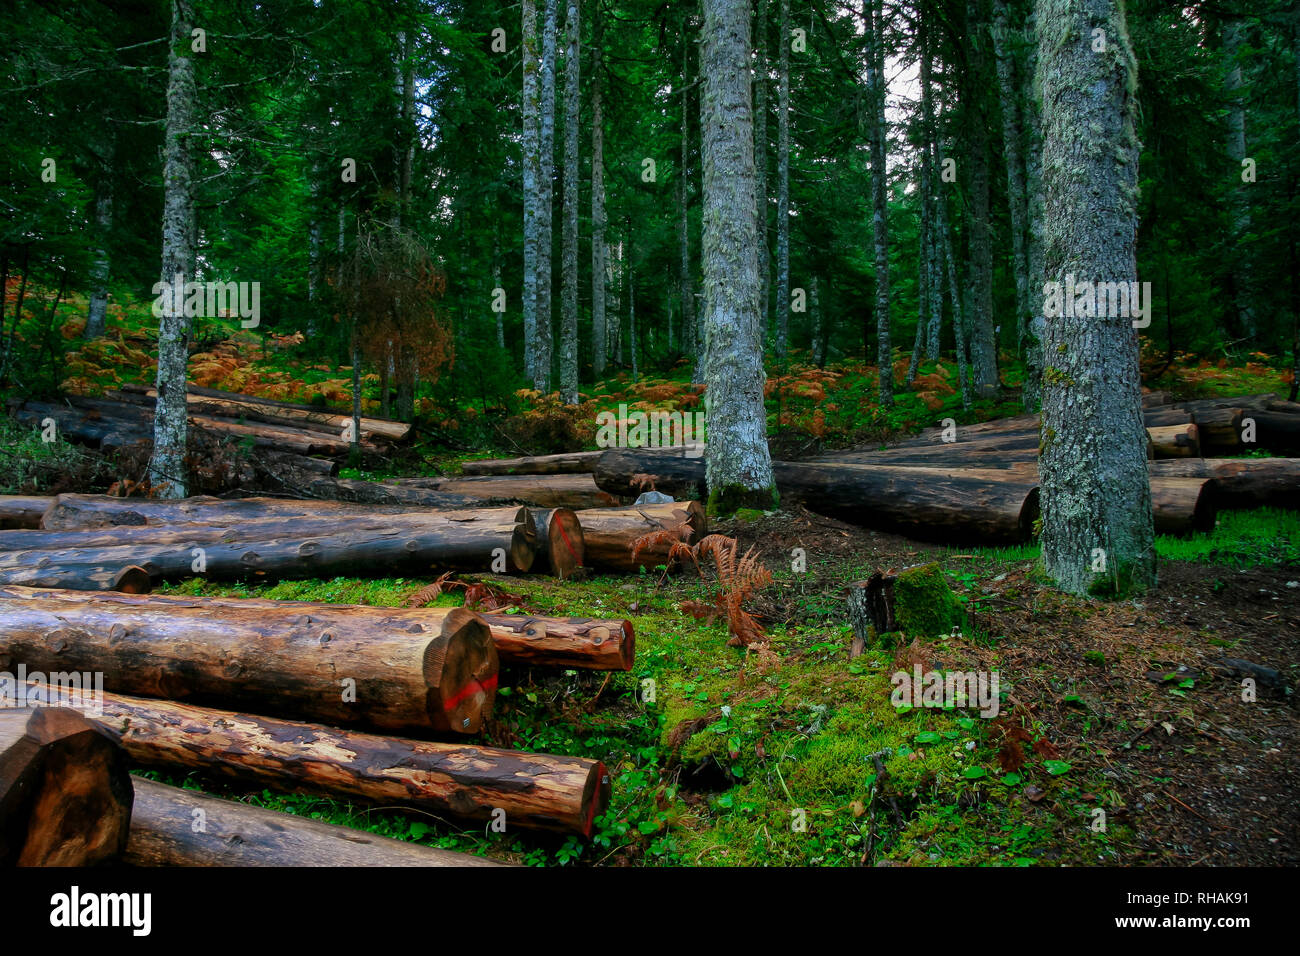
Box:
[534,0,559,391]
[0,596,496,735]
[591,10,607,378]
[1036,0,1154,595]
[865,0,893,405]
[523,0,541,383]
[126,777,504,866]
[560,0,581,403]
[148,0,198,498]
[0,707,133,866]
[700,0,776,513]
[964,0,999,399]
[775,0,791,359]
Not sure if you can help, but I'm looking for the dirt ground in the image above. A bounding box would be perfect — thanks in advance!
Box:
[720,508,1300,866]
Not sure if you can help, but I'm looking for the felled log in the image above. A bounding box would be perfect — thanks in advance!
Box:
[114,384,410,442]
[1146,423,1201,458]
[39,492,452,530]
[126,777,502,867]
[20,503,541,582]
[527,507,587,579]
[772,462,1041,543]
[1243,410,1300,456]
[593,448,709,498]
[1142,406,1195,427]
[0,586,634,673]
[0,496,51,530]
[0,707,133,866]
[301,477,492,510]
[461,450,604,476]
[1149,477,1218,535]
[7,399,150,448]
[0,556,152,592]
[536,501,707,572]
[1142,390,1175,407]
[93,692,608,839]
[388,473,620,510]
[1188,407,1245,455]
[0,594,497,734]
[1148,457,1300,510]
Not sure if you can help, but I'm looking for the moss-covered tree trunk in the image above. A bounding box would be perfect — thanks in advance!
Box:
[1036,0,1155,596]
[148,0,196,498]
[700,0,776,514]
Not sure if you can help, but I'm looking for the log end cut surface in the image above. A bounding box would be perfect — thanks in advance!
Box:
[427,607,498,734]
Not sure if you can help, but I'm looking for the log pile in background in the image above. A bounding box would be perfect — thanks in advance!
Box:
[0,706,133,866]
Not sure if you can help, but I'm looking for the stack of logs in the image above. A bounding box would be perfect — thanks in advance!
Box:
[576,391,1300,544]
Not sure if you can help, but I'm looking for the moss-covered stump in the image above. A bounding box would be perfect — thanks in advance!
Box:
[849,563,963,651]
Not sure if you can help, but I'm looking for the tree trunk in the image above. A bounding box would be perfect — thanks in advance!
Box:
[991,0,1032,366]
[559,0,581,404]
[699,0,776,513]
[126,777,504,867]
[85,141,114,340]
[534,0,559,391]
[388,472,617,509]
[865,0,892,405]
[148,0,198,498]
[0,707,132,866]
[1036,0,1155,595]
[754,0,769,341]
[775,0,791,359]
[523,0,541,383]
[0,595,496,735]
[1021,7,1047,411]
[680,25,698,365]
[1223,18,1255,339]
[591,12,607,379]
[964,0,998,399]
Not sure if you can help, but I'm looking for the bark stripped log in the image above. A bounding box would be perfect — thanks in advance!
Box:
[0,595,497,734]
[0,707,133,866]
[0,497,51,530]
[0,587,633,672]
[95,692,610,838]
[127,777,504,866]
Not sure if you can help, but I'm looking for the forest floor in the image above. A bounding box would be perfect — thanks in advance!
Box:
[150,506,1300,867]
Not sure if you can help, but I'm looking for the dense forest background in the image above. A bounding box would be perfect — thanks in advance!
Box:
[2,0,1296,426]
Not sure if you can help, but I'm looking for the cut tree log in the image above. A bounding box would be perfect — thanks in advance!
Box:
[1188,407,1245,455]
[535,500,707,572]
[0,496,52,530]
[301,477,492,509]
[461,450,605,476]
[0,586,634,672]
[16,504,542,583]
[0,561,152,593]
[0,595,497,734]
[120,382,412,441]
[527,507,587,579]
[126,777,503,866]
[592,449,708,498]
[1149,477,1218,535]
[39,492,478,530]
[1244,410,1300,456]
[1142,390,1175,407]
[387,473,620,510]
[0,706,133,866]
[85,691,609,838]
[1148,457,1300,510]
[771,462,1041,543]
[1147,423,1201,458]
